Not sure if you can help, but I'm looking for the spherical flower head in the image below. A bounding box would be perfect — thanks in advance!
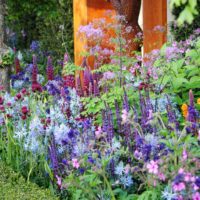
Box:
[146,160,158,175]
[72,158,80,169]
[21,106,29,115]
[32,82,42,93]
[197,98,200,105]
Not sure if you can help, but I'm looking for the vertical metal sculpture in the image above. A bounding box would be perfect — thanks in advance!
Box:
[110,0,142,53]
[0,0,10,91]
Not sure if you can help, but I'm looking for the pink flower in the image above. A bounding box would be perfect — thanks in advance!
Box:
[147,160,158,175]
[72,158,80,169]
[193,192,200,200]
[124,164,130,174]
[158,173,166,181]
[95,126,102,138]
[178,168,184,174]
[56,175,62,188]
[198,130,200,141]
[121,109,128,124]
[182,149,188,160]
[103,71,115,80]
[173,182,186,192]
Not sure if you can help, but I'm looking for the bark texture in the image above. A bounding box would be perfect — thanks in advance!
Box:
[0,0,10,91]
[110,0,142,54]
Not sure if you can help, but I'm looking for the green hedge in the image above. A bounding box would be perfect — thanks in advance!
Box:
[6,0,73,59]
[0,162,58,200]
[171,1,200,41]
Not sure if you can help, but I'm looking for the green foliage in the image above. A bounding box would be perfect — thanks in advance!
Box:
[6,0,73,59]
[154,38,200,105]
[0,162,57,200]
[0,49,14,68]
[62,63,83,76]
[170,0,200,41]
[170,0,198,25]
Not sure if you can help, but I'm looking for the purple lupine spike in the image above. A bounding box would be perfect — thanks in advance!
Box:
[83,68,90,95]
[115,100,122,133]
[49,136,59,177]
[139,91,148,131]
[47,56,54,81]
[32,55,38,83]
[93,80,100,97]
[166,96,179,130]
[107,106,114,145]
[109,158,115,177]
[102,110,108,133]
[145,89,153,111]
[187,90,198,132]
[123,88,129,111]
[76,76,83,97]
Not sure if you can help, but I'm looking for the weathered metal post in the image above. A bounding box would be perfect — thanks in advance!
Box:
[110,0,142,54]
[0,0,10,92]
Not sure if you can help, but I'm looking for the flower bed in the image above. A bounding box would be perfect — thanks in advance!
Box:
[0,18,200,200]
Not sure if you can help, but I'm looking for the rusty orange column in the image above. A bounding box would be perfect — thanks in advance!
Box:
[143,0,167,53]
[73,0,115,66]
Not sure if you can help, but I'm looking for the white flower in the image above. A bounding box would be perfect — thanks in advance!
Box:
[17,51,23,61]
[54,123,69,144]
[115,161,124,176]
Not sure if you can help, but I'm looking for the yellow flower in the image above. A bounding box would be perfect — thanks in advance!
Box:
[197,98,200,105]
[181,103,188,118]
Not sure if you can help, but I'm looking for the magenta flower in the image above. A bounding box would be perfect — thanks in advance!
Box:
[72,158,80,169]
[193,192,200,200]
[182,149,188,161]
[173,182,186,192]
[95,126,102,138]
[146,160,159,175]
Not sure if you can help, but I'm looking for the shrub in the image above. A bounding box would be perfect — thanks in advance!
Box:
[0,162,58,200]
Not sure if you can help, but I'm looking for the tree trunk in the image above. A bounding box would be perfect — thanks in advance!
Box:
[0,0,10,92]
[110,0,142,55]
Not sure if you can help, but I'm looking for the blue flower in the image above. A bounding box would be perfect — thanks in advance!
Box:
[119,175,133,188]
[115,161,124,176]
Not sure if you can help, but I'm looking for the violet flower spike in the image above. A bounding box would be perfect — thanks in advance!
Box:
[47,56,54,81]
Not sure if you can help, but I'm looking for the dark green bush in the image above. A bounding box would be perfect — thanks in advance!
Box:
[171,2,200,41]
[6,0,73,59]
[0,162,58,200]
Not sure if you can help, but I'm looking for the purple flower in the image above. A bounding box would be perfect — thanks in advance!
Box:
[30,41,40,52]
[46,56,54,81]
